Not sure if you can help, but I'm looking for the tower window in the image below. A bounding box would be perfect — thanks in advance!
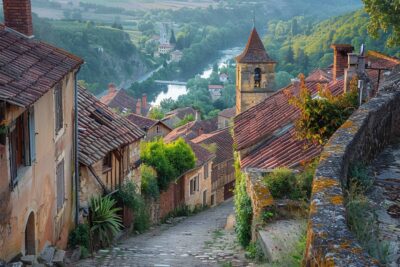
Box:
[254,68,261,88]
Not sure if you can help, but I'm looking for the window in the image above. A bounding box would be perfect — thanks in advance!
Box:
[103,152,112,172]
[189,175,199,195]
[211,194,215,206]
[204,163,209,179]
[203,190,207,206]
[254,68,261,88]
[56,159,65,211]
[9,109,35,186]
[54,84,63,134]
[156,125,160,134]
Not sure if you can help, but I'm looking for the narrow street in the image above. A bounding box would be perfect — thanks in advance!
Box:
[75,200,253,267]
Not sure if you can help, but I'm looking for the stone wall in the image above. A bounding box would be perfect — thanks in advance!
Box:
[304,71,400,266]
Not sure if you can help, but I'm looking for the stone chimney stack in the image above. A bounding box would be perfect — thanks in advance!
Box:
[331,44,354,82]
[142,94,147,111]
[3,0,33,37]
[136,100,142,115]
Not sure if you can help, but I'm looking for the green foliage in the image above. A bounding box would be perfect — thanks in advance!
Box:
[263,161,317,200]
[148,107,165,120]
[245,242,265,262]
[140,138,196,191]
[234,156,252,248]
[115,180,142,211]
[363,0,400,46]
[346,163,388,263]
[140,164,160,199]
[133,202,151,234]
[68,223,90,250]
[89,195,123,248]
[290,75,359,145]
[174,114,195,128]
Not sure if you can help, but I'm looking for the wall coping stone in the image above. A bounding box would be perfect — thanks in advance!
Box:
[304,67,400,266]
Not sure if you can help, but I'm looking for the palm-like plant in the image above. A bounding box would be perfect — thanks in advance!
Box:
[89,195,123,247]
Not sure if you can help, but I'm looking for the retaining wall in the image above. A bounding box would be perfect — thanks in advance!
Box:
[304,71,400,266]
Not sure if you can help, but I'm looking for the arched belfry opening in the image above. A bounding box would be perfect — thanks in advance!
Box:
[25,212,36,255]
[254,68,261,88]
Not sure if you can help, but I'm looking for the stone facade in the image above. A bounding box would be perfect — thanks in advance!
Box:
[183,162,213,209]
[236,63,275,114]
[305,69,400,266]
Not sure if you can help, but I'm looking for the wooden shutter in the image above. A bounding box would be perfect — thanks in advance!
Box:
[23,111,31,166]
[56,159,65,211]
[29,107,36,163]
[55,85,63,133]
[9,122,17,185]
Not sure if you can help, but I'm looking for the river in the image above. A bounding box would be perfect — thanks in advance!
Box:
[152,46,242,106]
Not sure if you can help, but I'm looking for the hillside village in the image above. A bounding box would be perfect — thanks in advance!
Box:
[0,0,400,267]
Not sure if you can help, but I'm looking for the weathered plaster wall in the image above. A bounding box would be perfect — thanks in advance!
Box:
[305,72,400,266]
[183,162,212,208]
[0,72,76,261]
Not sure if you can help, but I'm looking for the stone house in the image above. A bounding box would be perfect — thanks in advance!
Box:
[181,141,214,208]
[77,86,145,222]
[126,113,172,140]
[192,128,235,205]
[162,107,201,129]
[100,83,149,116]
[208,85,224,101]
[217,107,235,129]
[0,0,83,261]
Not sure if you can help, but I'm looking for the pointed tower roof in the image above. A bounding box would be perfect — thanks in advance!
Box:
[236,27,275,64]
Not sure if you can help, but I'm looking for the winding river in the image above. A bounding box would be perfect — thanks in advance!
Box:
[152,46,242,105]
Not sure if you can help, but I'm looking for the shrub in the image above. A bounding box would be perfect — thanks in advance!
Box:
[115,180,142,211]
[264,168,298,199]
[245,242,265,262]
[289,74,359,144]
[141,164,160,199]
[68,223,90,250]
[89,195,123,248]
[133,201,150,233]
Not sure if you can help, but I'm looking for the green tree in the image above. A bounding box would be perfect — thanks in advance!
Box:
[285,46,294,64]
[149,107,165,120]
[362,0,400,46]
[170,29,177,44]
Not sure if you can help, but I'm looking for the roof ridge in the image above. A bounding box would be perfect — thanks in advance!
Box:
[236,27,275,64]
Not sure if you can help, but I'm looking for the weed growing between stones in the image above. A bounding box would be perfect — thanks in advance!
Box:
[346,164,389,263]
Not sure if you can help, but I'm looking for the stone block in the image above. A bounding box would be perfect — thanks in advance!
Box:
[38,243,55,265]
[52,250,65,267]
[6,262,23,267]
[20,255,35,265]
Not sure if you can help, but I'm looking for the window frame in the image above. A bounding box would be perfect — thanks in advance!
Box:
[54,83,64,136]
[56,158,65,212]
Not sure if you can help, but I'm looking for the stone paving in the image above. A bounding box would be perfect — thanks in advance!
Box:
[368,142,400,267]
[74,200,254,267]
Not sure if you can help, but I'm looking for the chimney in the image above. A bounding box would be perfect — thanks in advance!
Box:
[136,100,142,115]
[108,83,117,93]
[142,94,147,111]
[331,44,354,82]
[3,0,33,37]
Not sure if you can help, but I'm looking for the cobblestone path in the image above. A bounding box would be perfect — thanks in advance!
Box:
[75,200,253,267]
[368,142,400,266]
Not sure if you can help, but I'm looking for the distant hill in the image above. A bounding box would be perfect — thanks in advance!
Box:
[263,9,400,79]
[31,15,152,94]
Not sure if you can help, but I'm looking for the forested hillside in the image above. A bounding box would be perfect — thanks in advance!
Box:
[264,10,400,87]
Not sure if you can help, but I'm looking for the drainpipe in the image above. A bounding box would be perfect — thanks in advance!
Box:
[74,68,81,226]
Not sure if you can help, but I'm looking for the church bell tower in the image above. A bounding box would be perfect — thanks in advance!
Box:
[236,27,276,114]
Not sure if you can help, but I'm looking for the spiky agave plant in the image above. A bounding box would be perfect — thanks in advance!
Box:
[89,195,123,247]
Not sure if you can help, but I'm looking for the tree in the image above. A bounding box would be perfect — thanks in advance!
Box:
[363,0,400,46]
[285,46,294,64]
[170,29,177,44]
[148,107,165,120]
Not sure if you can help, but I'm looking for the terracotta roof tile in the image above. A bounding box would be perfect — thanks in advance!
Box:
[218,107,236,119]
[192,128,234,164]
[164,107,198,120]
[78,86,145,166]
[164,118,218,143]
[236,27,275,64]
[100,88,137,112]
[0,28,83,107]
[126,113,171,131]
[187,141,214,167]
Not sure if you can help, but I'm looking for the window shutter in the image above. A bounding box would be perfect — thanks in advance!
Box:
[23,112,31,166]
[56,159,65,211]
[29,107,36,162]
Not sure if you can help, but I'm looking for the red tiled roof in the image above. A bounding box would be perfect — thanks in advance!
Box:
[187,141,214,167]
[0,27,83,107]
[236,27,275,64]
[164,107,198,120]
[78,86,145,166]
[126,113,171,131]
[218,107,236,119]
[241,128,322,169]
[100,88,137,112]
[305,69,332,83]
[164,118,218,143]
[234,50,399,170]
[192,128,234,164]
